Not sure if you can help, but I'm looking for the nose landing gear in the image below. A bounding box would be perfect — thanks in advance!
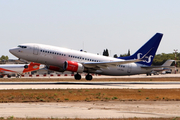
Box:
[74,73,81,80]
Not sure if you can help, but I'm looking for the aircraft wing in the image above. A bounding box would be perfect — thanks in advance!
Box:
[83,49,151,69]
[83,59,142,69]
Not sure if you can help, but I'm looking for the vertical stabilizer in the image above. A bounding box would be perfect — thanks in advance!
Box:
[118,33,163,66]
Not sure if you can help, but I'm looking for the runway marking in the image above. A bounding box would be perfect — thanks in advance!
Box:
[0,82,180,89]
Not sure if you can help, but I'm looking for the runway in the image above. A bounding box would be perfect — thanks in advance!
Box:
[1,81,180,89]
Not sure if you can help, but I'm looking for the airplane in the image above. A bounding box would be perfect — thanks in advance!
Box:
[0,62,45,78]
[9,33,163,80]
[147,60,175,75]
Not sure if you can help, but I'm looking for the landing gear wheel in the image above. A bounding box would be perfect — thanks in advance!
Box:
[0,75,4,78]
[7,75,11,78]
[85,74,93,81]
[146,73,152,76]
[74,73,81,80]
[16,74,21,78]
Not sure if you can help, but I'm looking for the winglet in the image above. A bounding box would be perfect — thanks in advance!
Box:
[118,33,163,66]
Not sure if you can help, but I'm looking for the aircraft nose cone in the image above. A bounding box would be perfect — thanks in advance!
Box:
[9,47,19,56]
[9,48,14,54]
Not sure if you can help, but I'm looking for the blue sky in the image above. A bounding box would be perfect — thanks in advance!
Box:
[1,0,180,59]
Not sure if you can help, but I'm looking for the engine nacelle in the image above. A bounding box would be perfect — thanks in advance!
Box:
[46,65,64,72]
[63,61,84,73]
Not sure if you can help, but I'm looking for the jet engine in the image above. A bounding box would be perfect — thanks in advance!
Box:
[63,61,84,73]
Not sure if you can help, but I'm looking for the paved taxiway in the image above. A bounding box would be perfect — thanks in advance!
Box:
[0,101,180,118]
[1,81,180,89]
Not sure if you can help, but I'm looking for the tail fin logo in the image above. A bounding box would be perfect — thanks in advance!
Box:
[137,53,153,63]
[145,55,153,63]
[33,65,39,69]
[137,53,142,59]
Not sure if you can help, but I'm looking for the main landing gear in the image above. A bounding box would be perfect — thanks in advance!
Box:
[85,74,93,80]
[16,74,21,78]
[74,73,81,80]
[74,73,93,81]
[0,75,4,78]
[0,75,11,78]
[146,73,152,76]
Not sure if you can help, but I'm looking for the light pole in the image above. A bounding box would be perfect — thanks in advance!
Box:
[174,49,178,74]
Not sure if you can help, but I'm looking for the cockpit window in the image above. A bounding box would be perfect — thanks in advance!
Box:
[18,45,27,48]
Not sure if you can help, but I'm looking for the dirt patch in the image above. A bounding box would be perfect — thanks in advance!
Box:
[0,89,180,103]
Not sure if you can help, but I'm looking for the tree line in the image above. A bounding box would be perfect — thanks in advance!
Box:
[0,55,9,61]
[152,53,179,66]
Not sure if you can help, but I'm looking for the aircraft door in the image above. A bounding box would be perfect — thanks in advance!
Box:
[127,64,132,73]
[33,45,39,55]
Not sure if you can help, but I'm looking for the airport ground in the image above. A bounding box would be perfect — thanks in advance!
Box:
[1,73,180,82]
[1,74,180,119]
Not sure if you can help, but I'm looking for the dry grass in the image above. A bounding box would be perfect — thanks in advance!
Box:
[0,89,180,102]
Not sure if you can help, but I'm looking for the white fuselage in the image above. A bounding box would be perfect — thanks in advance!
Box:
[0,63,44,76]
[9,43,151,76]
[0,64,27,75]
